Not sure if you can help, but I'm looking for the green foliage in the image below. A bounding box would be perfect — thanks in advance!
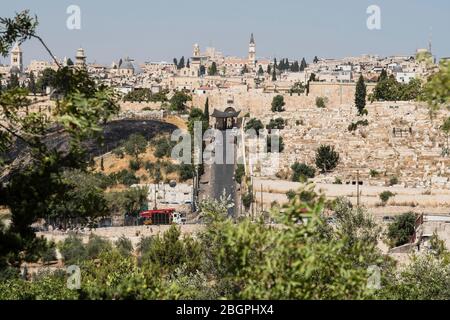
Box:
[379,191,395,205]
[208,62,218,76]
[169,91,191,112]
[387,212,416,247]
[115,236,134,257]
[123,134,147,161]
[378,253,450,300]
[271,95,285,112]
[373,72,422,102]
[389,176,399,186]
[421,60,450,115]
[109,169,140,186]
[286,189,296,200]
[58,235,87,265]
[187,107,208,136]
[123,88,168,103]
[348,119,369,132]
[291,162,316,182]
[244,118,264,134]
[355,75,367,115]
[289,81,305,95]
[315,96,328,108]
[241,192,254,210]
[315,145,340,173]
[370,169,380,178]
[178,164,194,182]
[153,136,175,159]
[266,117,285,130]
[86,235,112,259]
[129,159,140,171]
[234,164,245,184]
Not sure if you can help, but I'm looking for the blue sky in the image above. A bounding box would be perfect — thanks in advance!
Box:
[1,0,449,65]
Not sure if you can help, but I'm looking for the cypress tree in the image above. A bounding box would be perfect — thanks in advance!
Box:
[204,97,210,127]
[355,74,367,115]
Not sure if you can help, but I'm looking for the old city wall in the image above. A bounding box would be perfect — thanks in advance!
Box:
[191,82,376,116]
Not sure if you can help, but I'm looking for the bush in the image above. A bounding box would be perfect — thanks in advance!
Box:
[266,135,284,153]
[266,117,285,130]
[315,96,328,108]
[235,164,245,184]
[315,145,340,173]
[286,190,296,200]
[334,177,343,184]
[86,235,112,260]
[179,164,194,182]
[291,162,316,182]
[369,169,379,178]
[242,192,254,210]
[245,118,264,135]
[154,137,175,159]
[111,169,140,186]
[112,147,124,158]
[387,212,417,247]
[271,95,286,112]
[379,191,395,205]
[58,235,87,265]
[129,159,141,171]
[41,242,57,264]
[115,236,133,257]
[389,176,399,186]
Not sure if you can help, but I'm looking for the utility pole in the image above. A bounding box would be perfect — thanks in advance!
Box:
[356,170,360,208]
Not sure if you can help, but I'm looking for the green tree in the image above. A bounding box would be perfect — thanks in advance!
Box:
[208,62,218,76]
[204,98,210,127]
[355,74,367,115]
[421,60,450,116]
[271,95,285,112]
[379,191,395,206]
[7,73,19,89]
[315,145,340,173]
[170,90,191,112]
[123,134,147,162]
[291,162,316,182]
[257,65,264,75]
[387,212,417,247]
[300,57,307,71]
[28,71,36,95]
[244,118,264,135]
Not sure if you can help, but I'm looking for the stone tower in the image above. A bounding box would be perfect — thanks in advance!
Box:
[11,42,23,73]
[75,47,87,69]
[248,33,256,66]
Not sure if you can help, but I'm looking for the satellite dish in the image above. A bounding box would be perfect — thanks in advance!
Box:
[169,180,177,188]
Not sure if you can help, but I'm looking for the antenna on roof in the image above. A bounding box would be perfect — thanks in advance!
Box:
[428,26,433,54]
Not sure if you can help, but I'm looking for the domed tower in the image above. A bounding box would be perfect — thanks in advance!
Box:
[248,33,256,66]
[75,47,87,69]
[10,42,23,73]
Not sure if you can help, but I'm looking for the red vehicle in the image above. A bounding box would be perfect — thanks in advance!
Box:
[139,208,176,225]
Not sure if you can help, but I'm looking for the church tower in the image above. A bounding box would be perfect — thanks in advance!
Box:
[11,43,23,73]
[248,33,256,66]
[75,47,87,69]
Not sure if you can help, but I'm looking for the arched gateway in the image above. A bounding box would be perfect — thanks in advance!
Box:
[211,107,241,130]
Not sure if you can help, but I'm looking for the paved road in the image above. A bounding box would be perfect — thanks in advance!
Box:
[210,130,237,217]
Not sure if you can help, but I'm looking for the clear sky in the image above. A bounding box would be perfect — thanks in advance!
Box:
[1,0,449,65]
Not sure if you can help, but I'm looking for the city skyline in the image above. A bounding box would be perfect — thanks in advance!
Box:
[1,0,450,66]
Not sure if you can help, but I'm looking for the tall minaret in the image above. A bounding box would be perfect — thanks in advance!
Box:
[75,47,87,69]
[11,42,23,73]
[248,33,256,66]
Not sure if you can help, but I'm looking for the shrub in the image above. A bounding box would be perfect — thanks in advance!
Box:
[154,137,175,159]
[235,164,245,184]
[58,235,87,265]
[315,96,328,108]
[115,236,134,257]
[242,192,254,210]
[112,147,124,159]
[291,162,316,182]
[41,242,57,264]
[266,117,285,130]
[334,177,343,184]
[389,176,399,186]
[379,191,395,205]
[315,145,340,173]
[387,212,417,247]
[369,169,379,178]
[271,95,286,112]
[286,190,296,200]
[129,159,141,171]
[245,118,264,135]
[179,164,194,182]
[86,235,112,260]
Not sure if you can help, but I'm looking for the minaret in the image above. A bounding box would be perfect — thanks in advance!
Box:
[248,33,256,66]
[11,42,23,73]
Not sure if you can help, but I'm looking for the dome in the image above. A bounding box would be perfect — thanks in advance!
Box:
[119,58,135,70]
